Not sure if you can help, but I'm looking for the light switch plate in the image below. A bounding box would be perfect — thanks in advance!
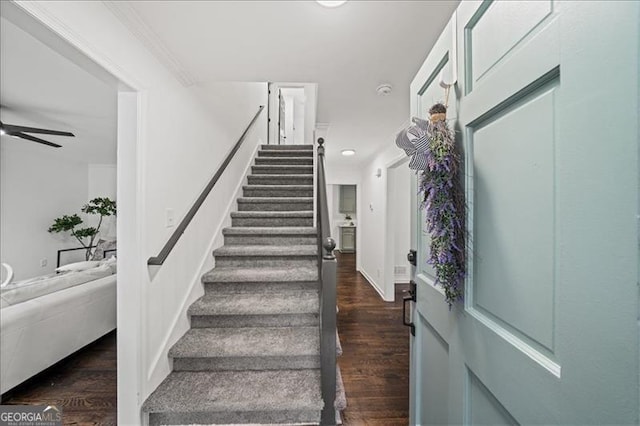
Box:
[166,208,175,228]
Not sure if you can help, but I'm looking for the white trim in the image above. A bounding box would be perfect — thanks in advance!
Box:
[14,1,142,90]
[102,1,197,87]
[360,269,392,302]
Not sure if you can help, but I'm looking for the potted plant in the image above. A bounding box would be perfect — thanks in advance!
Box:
[48,197,117,261]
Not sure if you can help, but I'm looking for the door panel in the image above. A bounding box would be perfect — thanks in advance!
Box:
[415,315,449,425]
[408,12,458,426]
[466,369,518,426]
[471,82,557,353]
[410,1,639,425]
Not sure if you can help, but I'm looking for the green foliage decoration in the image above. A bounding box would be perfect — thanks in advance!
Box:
[48,197,117,260]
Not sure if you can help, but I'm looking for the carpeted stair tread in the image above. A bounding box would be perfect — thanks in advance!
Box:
[238,197,313,203]
[231,211,313,218]
[142,370,322,422]
[336,365,346,411]
[202,266,319,283]
[251,165,313,174]
[223,227,316,236]
[243,184,313,190]
[169,327,319,359]
[258,150,314,157]
[243,185,313,198]
[255,157,313,164]
[213,244,317,257]
[248,174,313,184]
[261,144,313,150]
[189,291,319,316]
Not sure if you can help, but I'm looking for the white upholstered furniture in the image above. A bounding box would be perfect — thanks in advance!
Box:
[0,270,116,394]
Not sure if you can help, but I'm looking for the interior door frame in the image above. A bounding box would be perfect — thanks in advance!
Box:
[5,2,147,423]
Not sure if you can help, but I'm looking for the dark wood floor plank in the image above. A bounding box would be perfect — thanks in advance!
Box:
[337,252,410,425]
[1,331,117,425]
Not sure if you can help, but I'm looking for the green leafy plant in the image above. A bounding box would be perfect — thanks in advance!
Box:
[48,197,117,260]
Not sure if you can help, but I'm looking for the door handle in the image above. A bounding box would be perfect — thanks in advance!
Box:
[403,280,417,336]
[407,249,417,266]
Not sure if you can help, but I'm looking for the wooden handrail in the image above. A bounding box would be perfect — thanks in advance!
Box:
[148,106,264,266]
[317,137,337,425]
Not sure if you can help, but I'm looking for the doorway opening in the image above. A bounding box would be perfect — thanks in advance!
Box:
[384,157,412,301]
[268,83,317,145]
[0,2,140,424]
[328,184,357,254]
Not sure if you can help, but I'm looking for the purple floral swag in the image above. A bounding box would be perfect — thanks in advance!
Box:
[395,103,466,307]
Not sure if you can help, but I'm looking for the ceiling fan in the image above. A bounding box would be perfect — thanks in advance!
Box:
[0,120,74,148]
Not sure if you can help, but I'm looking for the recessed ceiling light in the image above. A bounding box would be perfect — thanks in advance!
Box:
[316,1,348,8]
[341,149,356,156]
[376,84,393,96]
[0,128,5,136]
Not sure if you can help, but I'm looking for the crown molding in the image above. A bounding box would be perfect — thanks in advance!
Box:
[102,1,197,87]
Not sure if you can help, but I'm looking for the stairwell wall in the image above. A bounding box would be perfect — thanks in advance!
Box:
[11,2,268,424]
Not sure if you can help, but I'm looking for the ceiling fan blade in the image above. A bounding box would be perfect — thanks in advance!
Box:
[13,132,62,148]
[3,124,74,137]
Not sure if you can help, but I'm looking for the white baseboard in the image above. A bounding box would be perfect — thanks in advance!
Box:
[360,268,392,302]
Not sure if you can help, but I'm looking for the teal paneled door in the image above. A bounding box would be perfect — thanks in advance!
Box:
[408,1,639,424]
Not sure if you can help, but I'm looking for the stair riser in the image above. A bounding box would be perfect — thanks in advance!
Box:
[204,282,319,293]
[261,144,313,151]
[231,217,313,227]
[149,409,321,426]
[258,150,313,158]
[172,356,320,372]
[255,157,313,165]
[214,257,317,268]
[224,234,317,246]
[237,201,313,211]
[190,313,319,328]
[247,175,313,185]
[252,166,313,175]
[243,187,313,197]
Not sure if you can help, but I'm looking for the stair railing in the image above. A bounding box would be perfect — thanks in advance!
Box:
[148,106,264,267]
[316,137,337,425]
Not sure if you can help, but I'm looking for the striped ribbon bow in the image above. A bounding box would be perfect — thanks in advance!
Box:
[395,117,432,170]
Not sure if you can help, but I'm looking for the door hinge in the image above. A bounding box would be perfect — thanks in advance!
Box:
[403,280,417,336]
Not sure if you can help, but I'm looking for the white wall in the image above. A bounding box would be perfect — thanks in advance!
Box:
[11,2,268,424]
[389,163,411,283]
[0,140,91,280]
[358,144,406,301]
[87,164,117,238]
[293,96,305,145]
[283,94,295,143]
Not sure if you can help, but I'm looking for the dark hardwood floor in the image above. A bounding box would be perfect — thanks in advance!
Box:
[1,331,117,425]
[337,252,410,425]
[1,254,409,426]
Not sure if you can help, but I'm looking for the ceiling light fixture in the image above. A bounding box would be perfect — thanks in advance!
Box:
[316,0,348,8]
[341,149,356,156]
[376,84,393,96]
[0,127,5,136]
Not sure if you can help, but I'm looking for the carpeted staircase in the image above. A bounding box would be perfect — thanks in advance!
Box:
[143,144,328,425]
